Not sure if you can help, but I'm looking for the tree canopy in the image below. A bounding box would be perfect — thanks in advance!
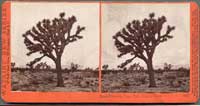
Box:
[113,13,175,68]
[23,12,85,66]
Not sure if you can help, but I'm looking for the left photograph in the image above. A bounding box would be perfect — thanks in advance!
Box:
[11,2,99,92]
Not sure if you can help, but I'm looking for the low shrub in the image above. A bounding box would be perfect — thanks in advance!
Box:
[177,71,190,77]
[122,81,130,86]
[133,76,147,84]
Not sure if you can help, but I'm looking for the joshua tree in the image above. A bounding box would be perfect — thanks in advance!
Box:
[35,62,51,70]
[113,13,175,87]
[128,63,142,71]
[11,62,16,69]
[23,12,85,87]
[102,64,109,70]
[164,63,172,71]
[70,62,79,71]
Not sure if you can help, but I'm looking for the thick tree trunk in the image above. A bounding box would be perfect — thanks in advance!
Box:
[55,57,65,87]
[146,59,156,87]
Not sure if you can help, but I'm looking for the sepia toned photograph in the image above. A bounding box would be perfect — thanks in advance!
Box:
[11,2,99,92]
[1,0,199,103]
[102,3,190,92]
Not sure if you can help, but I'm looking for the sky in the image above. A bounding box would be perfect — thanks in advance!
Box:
[102,3,190,69]
[11,2,99,69]
[11,2,190,69]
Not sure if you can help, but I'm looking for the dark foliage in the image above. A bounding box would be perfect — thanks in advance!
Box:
[113,13,175,87]
[102,64,109,70]
[22,12,85,87]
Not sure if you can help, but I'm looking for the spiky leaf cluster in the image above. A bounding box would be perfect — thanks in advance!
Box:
[23,12,85,66]
[113,13,175,68]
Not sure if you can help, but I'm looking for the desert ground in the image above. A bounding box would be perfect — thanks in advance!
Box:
[102,70,189,92]
[12,68,189,93]
[12,69,98,92]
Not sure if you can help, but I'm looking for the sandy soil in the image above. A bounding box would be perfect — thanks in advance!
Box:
[12,70,98,92]
[102,71,189,92]
[11,69,189,93]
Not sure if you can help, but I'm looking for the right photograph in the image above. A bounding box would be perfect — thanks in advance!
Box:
[102,3,190,93]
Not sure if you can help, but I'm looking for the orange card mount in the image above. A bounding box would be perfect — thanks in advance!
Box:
[1,1,199,103]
